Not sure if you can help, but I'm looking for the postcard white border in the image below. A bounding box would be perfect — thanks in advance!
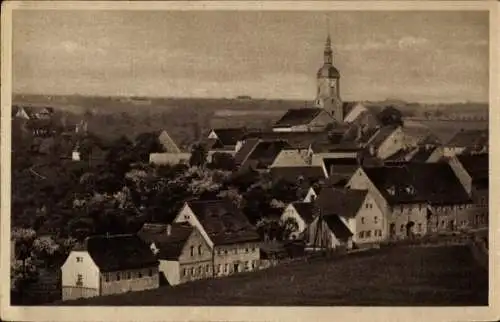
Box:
[1,1,499,322]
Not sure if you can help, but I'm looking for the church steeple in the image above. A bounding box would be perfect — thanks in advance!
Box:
[324,34,333,65]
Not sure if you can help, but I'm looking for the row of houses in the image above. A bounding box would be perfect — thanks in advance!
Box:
[61,150,488,301]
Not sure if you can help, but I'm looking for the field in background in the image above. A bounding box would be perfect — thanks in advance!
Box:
[13,94,489,150]
[57,245,487,306]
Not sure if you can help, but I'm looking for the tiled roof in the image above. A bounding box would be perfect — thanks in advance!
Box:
[323,158,358,174]
[271,149,309,167]
[242,140,292,170]
[316,188,367,219]
[234,138,260,166]
[409,147,438,162]
[186,200,260,245]
[243,131,330,150]
[211,128,247,146]
[456,153,489,188]
[342,102,358,118]
[291,202,317,224]
[273,108,325,127]
[270,166,326,183]
[403,126,441,145]
[446,129,488,148]
[385,149,410,163]
[137,223,194,260]
[362,163,472,205]
[322,215,353,240]
[367,125,399,150]
[83,234,158,272]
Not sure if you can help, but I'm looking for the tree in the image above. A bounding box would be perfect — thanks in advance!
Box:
[133,132,164,162]
[376,106,404,127]
[189,143,208,168]
[208,152,236,171]
[281,217,300,240]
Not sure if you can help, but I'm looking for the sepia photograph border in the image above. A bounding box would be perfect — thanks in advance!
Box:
[1,1,499,321]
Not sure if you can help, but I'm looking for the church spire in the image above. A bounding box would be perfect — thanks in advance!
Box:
[324,33,333,65]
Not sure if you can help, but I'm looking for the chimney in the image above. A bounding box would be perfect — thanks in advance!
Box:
[166,224,172,236]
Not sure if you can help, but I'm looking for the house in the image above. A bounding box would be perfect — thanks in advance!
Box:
[241,130,330,150]
[280,202,318,240]
[443,129,488,157]
[310,142,361,168]
[304,214,353,251]
[272,108,335,132]
[303,186,320,202]
[321,157,359,177]
[61,234,159,301]
[316,188,386,246]
[236,139,293,171]
[401,125,441,149]
[137,223,213,286]
[448,153,489,228]
[206,128,247,152]
[270,166,327,184]
[157,130,182,153]
[174,200,261,277]
[346,163,472,239]
[149,152,191,166]
[270,149,310,168]
[13,105,55,120]
[364,125,404,160]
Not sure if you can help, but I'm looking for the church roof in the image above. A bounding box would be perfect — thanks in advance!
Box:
[317,64,340,78]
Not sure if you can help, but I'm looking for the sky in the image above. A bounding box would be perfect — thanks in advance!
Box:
[12,10,489,103]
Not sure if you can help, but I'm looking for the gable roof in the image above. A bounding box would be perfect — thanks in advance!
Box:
[367,125,400,150]
[316,188,368,219]
[137,223,195,260]
[234,138,260,166]
[291,202,317,224]
[243,131,330,150]
[362,163,472,206]
[270,166,326,183]
[446,129,488,148]
[402,126,441,145]
[323,158,358,174]
[342,102,358,118]
[271,149,309,167]
[241,140,292,170]
[211,128,247,147]
[322,215,353,240]
[83,234,158,272]
[273,108,327,127]
[186,200,260,245]
[409,147,438,163]
[456,153,489,188]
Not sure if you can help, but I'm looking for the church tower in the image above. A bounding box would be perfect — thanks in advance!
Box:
[314,34,343,122]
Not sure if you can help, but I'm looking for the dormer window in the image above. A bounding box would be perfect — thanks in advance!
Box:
[405,185,415,195]
[387,186,396,196]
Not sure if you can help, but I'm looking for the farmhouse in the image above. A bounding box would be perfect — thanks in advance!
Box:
[304,214,354,251]
[205,128,247,152]
[280,202,318,240]
[137,223,212,286]
[364,125,405,160]
[174,200,261,277]
[316,188,386,246]
[61,234,159,301]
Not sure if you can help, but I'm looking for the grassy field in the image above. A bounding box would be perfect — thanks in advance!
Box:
[57,245,487,306]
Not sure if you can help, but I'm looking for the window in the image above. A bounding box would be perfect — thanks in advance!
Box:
[245,248,249,253]
[198,245,202,256]
[76,274,83,286]
[224,250,228,255]
[224,264,228,273]
[366,230,371,237]
[148,269,153,277]
[408,207,412,213]
[441,220,445,227]
[138,271,143,278]
[206,264,210,273]
[218,264,222,273]
[76,256,83,263]
[190,246,194,257]
[116,273,121,281]
[190,267,194,276]
[234,249,238,255]
[359,231,364,238]
[127,272,131,280]
[400,224,404,232]
[361,217,365,224]
[183,268,187,276]
[105,273,109,282]
[245,261,250,270]
[374,216,378,224]
[417,224,422,232]
[252,261,256,269]
[252,247,256,252]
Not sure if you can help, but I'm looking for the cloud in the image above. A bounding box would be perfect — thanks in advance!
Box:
[397,36,429,49]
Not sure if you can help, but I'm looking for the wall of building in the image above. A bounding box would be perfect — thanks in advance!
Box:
[100,267,159,296]
[443,147,466,157]
[159,260,180,286]
[428,204,473,233]
[448,156,473,194]
[471,187,489,228]
[61,251,100,301]
[344,104,367,123]
[177,228,214,284]
[280,204,308,239]
[270,150,308,168]
[175,205,214,248]
[149,153,191,166]
[305,218,348,249]
[351,194,386,244]
[310,111,335,129]
[387,203,428,239]
[213,242,260,277]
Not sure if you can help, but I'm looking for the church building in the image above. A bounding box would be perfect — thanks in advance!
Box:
[314,34,344,123]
